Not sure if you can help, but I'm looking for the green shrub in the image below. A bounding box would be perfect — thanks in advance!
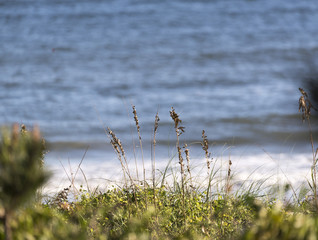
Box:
[0,125,50,239]
[0,205,86,240]
[240,202,318,240]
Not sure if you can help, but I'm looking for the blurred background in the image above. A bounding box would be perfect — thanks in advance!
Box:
[1,0,318,187]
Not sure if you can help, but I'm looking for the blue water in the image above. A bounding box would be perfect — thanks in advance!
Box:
[1,0,318,165]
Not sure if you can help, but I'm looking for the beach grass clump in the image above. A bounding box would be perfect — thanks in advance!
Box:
[49,184,257,239]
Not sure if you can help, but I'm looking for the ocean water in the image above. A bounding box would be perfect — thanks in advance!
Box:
[1,0,318,190]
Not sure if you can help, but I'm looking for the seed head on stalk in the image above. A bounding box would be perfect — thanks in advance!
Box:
[299,87,317,122]
[170,107,185,136]
[201,130,211,170]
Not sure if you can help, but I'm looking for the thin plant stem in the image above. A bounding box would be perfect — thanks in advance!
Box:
[184,144,193,191]
[152,111,160,209]
[226,159,232,195]
[124,100,140,181]
[132,106,147,209]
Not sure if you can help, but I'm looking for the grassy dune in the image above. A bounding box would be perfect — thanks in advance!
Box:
[0,88,318,239]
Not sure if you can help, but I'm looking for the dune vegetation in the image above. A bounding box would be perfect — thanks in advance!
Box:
[0,88,317,240]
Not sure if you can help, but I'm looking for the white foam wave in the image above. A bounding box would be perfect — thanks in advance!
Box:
[43,152,314,195]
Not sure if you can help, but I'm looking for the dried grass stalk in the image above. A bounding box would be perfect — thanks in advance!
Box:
[169,107,186,222]
[298,88,318,210]
[107,127,131,186]
[201,130,211,171]
[132,106,146,189]
[152,112,160,188]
